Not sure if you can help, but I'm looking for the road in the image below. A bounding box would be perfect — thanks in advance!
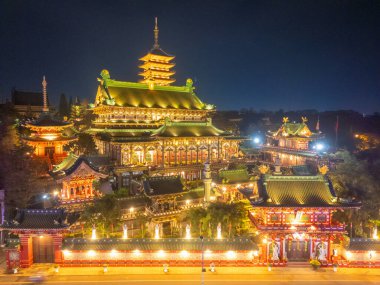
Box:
[1,274,380,285]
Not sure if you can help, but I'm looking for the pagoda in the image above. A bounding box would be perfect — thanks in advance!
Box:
[262,117,323,166]
[23,77,76,165]
[139,18,175,86]
[89,19,242,188]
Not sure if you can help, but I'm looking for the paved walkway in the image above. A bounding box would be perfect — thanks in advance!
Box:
[9,264,380,277]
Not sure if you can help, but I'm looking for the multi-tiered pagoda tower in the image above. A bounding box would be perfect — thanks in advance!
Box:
[23,77,76,166]
[139,18,175,86]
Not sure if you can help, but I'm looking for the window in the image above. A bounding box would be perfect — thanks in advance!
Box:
[270,215,280,222]
[317,214,327,222]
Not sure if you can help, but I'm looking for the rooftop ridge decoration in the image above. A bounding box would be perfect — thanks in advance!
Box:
[105,78,192,93]
[271,117,318,138]
[264,174,327,181]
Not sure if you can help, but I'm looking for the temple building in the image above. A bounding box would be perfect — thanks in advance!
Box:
[213,167,257,203]
[11,89,47,117]
[1,209,78,268]
[22,77,76,165]
[88,20,241,187]
[50,154,108,202]
[262,117,323,166]
[248,173,361,264]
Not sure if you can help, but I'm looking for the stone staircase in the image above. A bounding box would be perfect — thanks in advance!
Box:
[287,261,310,267]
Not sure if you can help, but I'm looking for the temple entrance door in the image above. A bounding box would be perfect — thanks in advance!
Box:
[286,239,310,261]
[32,236,54,263]
[45,147,55,159]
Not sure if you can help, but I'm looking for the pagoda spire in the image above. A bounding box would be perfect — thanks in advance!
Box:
[153,17,159,49]
[138,18,176,86]
[42,76,49,113]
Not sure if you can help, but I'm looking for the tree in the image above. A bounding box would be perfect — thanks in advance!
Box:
[64,133,97,155]
[185,202,249,238]
[0,104,52,212]
[80,195,121,238]
[329,150,380,237]
[58,93,69,118]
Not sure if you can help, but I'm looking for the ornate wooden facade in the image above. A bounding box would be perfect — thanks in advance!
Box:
[50,154,108,201]
[249,175,361,264]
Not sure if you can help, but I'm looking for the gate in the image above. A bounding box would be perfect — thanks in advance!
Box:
[286,239,310,261]
[32,236,54,263]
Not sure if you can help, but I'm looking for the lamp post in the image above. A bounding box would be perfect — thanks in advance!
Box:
[200,235,205,285]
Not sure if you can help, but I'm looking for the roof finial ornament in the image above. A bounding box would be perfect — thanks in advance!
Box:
[153,17,159,48]
[42,76,49,113]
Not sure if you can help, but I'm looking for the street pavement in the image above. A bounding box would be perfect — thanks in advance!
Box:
[0,266,379,284]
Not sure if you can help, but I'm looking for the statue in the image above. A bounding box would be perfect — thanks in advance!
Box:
[373,226,378,239]
[217,223,222,239]
[258,164,270,175]
[318,165,329,175]
[123,223,128,239]
[272,242,280,261]
[315,242,327,261]
[282,117,289,123]
[185,224,191,239]
[155,224,160,239]
[186,78,193,88]
[91,225,97,240]
[301,116,308,123]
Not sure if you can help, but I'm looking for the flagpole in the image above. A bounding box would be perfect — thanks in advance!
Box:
[335,115,339,149]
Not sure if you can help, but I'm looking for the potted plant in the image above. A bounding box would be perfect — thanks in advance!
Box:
[333,263,338,272]
[53,264,60,273]
[103,264,108,273]
[310,259,321,270]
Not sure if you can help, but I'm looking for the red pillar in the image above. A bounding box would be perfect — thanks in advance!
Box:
[19,234,33,268]
[53,234,63,264]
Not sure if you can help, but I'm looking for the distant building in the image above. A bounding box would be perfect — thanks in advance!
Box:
[262,117,323,166]
[11,88,54,117]
[22,77,76,166]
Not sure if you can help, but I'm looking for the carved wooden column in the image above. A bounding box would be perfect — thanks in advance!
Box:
[19,234,32,268]
[53,233,63,265]
[66,184,71,200]
[174,147,178,165]
[161,144,165,167]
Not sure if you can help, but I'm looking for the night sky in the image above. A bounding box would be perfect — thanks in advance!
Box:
[1,0,379,112]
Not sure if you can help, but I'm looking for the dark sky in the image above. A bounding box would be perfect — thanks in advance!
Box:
[1,0,379,112]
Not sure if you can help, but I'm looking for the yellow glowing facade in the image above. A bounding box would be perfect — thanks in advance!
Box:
[88,20,242,185]
[24,116,76,164]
